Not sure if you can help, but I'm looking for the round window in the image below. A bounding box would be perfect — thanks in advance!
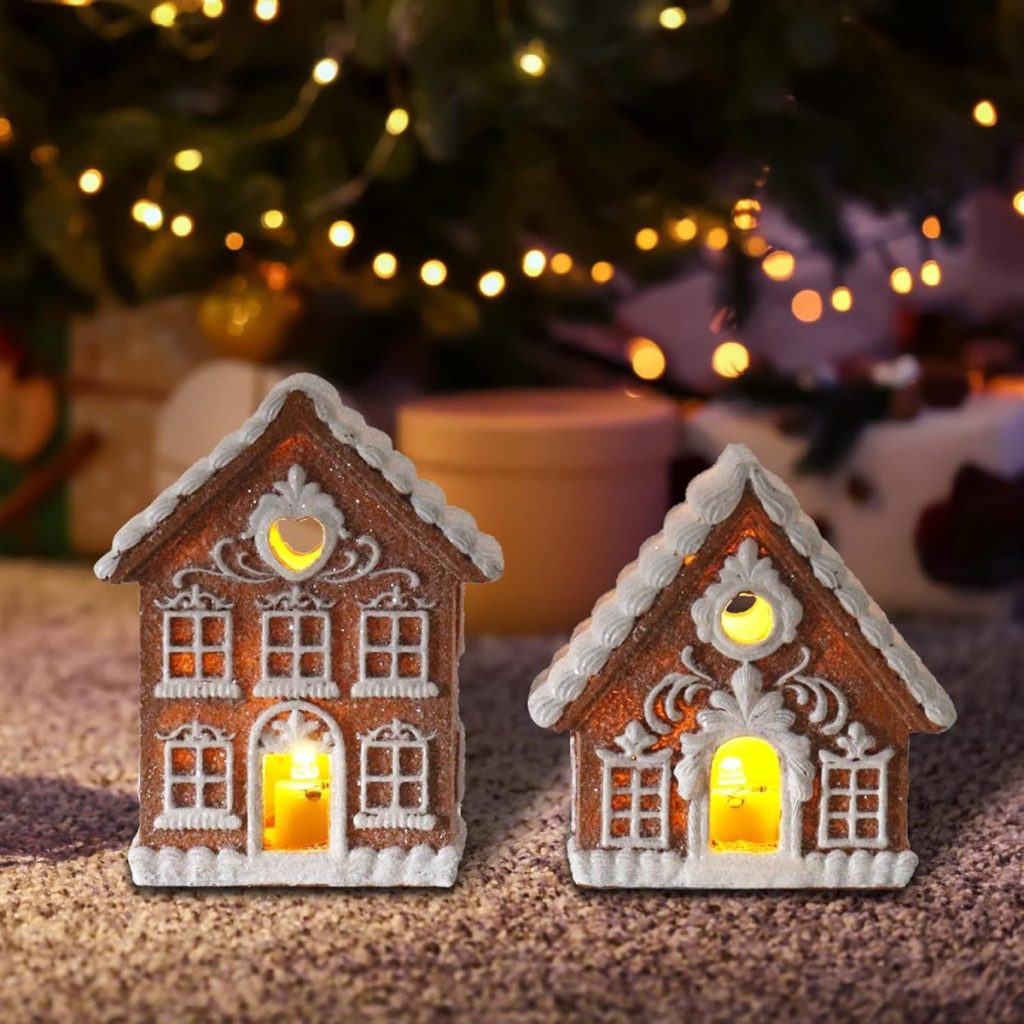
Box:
[719,591,775,646]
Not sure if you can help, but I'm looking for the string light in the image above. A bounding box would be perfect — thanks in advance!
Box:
[635,227,659,251]
[972,100,997,127]
[921,215,941,240]
[889,266,913,294]
[261,209,285,229]
[328,220,355,247]
[628,337,667,381]
[591,261,614,283]
[174,148,203,172]
[671,217,697,241]
[522,249,546,277]
[312,58,339,85]
[131,200,164,230]
[517,43,547,77]
[1013,191,1024,217]
[658,6,687,29]
[830,286,853,312]
[706,226,729,250]
[202,0,224,15]
[0,118,13,144]
[385,108,410,136]
[31,144,57,165]
[920,259,942,287]
[264,262,289,289]
[254,0,279,21]
[225,231,245,251]
[711,341,750,378]
[478,270,506,297]
[743,236,768,257]
[372,252,397,278]
[762,249,795,281]
[550,252,573,274]
[731,198,761,231]
[420,260,447,286]
[150,2,177,26]
[791,289,823,323]
[171,214,193,237]
[78,169,104,194]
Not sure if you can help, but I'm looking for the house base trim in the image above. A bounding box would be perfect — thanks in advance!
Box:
[129,831,464,888]
[567,837,919,889]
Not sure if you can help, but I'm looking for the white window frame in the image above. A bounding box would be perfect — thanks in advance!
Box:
[818,749,892,850]
[354,720,436,830]
[155,586,239,699]
[353,607,437,698]
[154,721,241,831]
[254,589,338,698]
[598,746,672,850]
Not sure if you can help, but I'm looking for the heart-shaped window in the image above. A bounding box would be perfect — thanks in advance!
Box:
[267,516,326,574]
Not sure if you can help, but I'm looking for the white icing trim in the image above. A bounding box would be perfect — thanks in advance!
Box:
[529,443,955,730]
[154,680,242,699]
[353,811,437,830]
[350,680,439,699]
[154,810,242,831]
[566,836,919,889]
[252,680,341,698]
[94,372,503,583]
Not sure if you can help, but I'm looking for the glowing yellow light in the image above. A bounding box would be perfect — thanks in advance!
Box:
[131,200,164,230]
[150,2,177,26]
[890,266,913,294]
[420,259,447,286]
[830,286,853,313]
[62,0,93,5]
[743,235,768,257]
[591,261,615,284]
[671,216,697,241]
[550,252,573,275]
[174,148,203,172]
[1014,192,1024,217]
[267,516,325,574]
[709,736,781,852]
[635,227,659,251]
[202,0,224,15]
[31,144,57,165]
[289,744,320,782]
[261,209,285,230]
[254,0,278,20]
[920,259,942,287]
[791,288,823,323]
[762,249,795,281]
[517,44,547,77]
[373,252,398,279]
[328,220,355,248]
[973,99,997,127]
[225,231,245,251]
[522,249,547,277]
[731,197,761,231]
[628,337,667,381]
[706,226,729,250]
[385,108,410,136]
[721,591,775,645]
[0,118,12,143]
[78,169,103,194]
[264,262,289,290]
[921,215,941,240]
[170,214,193,237]
[712,340,750,378]
[658,6,687,29]
[478,270,506,297]
[312,58,339,85]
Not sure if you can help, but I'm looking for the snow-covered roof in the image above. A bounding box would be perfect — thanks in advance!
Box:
[94,372,503,583]
[528,443,955,731]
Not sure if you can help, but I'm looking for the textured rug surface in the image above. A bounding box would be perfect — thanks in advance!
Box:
[0,561,1020,1024]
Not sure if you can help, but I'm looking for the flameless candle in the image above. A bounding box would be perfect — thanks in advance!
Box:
[708,737,781,851]
[272,746,329,850]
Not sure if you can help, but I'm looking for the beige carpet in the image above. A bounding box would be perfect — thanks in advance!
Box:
[0,561,1020,1023]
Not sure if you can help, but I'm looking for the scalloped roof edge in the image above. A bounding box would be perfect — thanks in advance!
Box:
[94,372,504,583]
[528,442,955,732]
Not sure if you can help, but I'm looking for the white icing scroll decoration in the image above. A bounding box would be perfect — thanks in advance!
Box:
[258,706,337,755]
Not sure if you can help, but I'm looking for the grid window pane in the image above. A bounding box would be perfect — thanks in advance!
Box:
[856,768,880,790]
[365,782,392,809]
[828,818,849,840]
[300,617,324,646]
[202,747,226,775]
[828,768,851,790]
[171,783,196,808]
[201,617,225,646]
[365,616,393,645]
[171,747,196,774]
[299,652,324,677]
[397,652,422,678]
[169,617,194,645]
[202,652,225,678]
[398,782,422,808]
[398,617,422,645]
[267,651,293,678]
[855,817,879,840]
[203,782,227,809]
[169,652,196,678]
[398,746,422,775]
[365,652,392,679]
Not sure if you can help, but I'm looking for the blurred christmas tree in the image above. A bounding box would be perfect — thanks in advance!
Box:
[0,0,1021,388]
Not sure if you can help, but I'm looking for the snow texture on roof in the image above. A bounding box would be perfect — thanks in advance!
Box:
[528,443,955,731]
[94,372,503,583]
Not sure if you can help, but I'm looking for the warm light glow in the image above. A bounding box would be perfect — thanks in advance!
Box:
[591,261,615,284]
[658,5,687,29]
[973,99,998,127]
[225,231,245,251]
[709,736,781,852]
[131,200,164,230]
[202,0,224,16]
[150,2,178,27]
[174,148,203,172]
[522,249,547,277]
[312,57,339,85]
[762,249,795,281]
[791,288,823,323]
[711,340,750,378]
[78,169,104,194]
[0,117,12,143]
[671,216,697,241]
[372,252,398,278]
[1014,192,1024,217]
[254,0,278,21]
[720,591,775,645]
[628,337,667,381]
[743,235,768,257]
[261,209,285,230]
[517,44,547,77]
[731,197,761,231]
[264,748,330,851]
[478,270,506,297]
[264,262,289,290]
[920,259,942,287]
[31,144,57,165]
[550,252,573,274]
[290,744,320,782]
[890,266,913,294]
[328,220,355,247]
[385,107,410,135]
[420,259,447,286]
[170,214,193,237]
[706,226,729,250]
[635,227,659,251]
[921,215,941,240]
[267,516,326,573]
[830,285,853,312]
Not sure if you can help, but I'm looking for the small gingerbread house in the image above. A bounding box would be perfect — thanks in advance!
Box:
[529,444,955,889]
[96,373,502,887]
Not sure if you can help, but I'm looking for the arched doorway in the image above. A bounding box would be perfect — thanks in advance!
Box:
[708,736,781,852]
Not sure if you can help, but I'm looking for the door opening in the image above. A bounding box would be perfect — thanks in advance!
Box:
[708,736,781,853]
